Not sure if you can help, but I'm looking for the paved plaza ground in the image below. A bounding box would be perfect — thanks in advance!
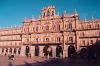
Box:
[0,55,100,66]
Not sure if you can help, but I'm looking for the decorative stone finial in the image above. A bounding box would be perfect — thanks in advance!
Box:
[64,10,67,16]
[74,8,78,16]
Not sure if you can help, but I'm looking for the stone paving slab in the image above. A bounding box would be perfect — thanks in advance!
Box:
[0,55,100,66]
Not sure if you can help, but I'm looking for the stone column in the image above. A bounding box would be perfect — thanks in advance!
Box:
[63,34,68,58]
[15,48,17,55]
[0,48,2,54]
[30,46,35,56]
[63,45,68,57]
[39,46,44,57]
[4,48,6,55]
[12,48,14,55]
[8,48,10,55]
[20,46,26,56]
[76,32,80,51]
[51,46,56,58]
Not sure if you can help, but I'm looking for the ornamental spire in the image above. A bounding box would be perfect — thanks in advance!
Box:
[32,15,35,21]
[74,8,78,16]
[64,10,67,16]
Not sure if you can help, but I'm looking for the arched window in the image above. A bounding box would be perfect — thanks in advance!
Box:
[68,23,72,30]
[26,39,29,43]
[88,25,91,29]
[69,37,73,42]
[52,11,54,16]
[81,25,84,29]
[46,38,49,42]
[82,40,85,46]
[96,24,99,28]
[65,24,67,29]
[46,25,49,32]
[18,48,21,54]
[43,13,45,17]
[2,48,4,52]
[36,26,38,32]
[15,42,17,46]
[10,48,12,53]
[33,27,34,31]
[82,32,85,37]
[90,40,93,45]
[6,48,8,52]
[57,24,60,31]
[47,10,50,16]
[98,32,100,36]
[35,38,38,43]
[57,37,61,42]
[10,43,12,46]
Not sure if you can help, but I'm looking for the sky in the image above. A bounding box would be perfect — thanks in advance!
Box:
[0,0,100,27]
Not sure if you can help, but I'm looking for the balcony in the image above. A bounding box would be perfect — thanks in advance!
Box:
[23,41,62,45]
[79,35,100,38]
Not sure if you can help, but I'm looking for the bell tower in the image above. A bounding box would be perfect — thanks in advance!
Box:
[41,6,56,18]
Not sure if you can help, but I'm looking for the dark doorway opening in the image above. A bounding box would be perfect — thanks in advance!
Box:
[2,48,4,53]
[9,48,12,53]
[43,46,48,56]
[68,45,77,58]
[14,48,17,54]
[56,45,63,57]
[18,48,21,55]
[35,46,39,56]
[6,48,8,52]
[25,46,30,56]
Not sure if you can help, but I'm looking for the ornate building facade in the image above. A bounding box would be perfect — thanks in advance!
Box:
[0,6,100,57]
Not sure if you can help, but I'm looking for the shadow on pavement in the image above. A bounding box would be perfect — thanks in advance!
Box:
[9,62,13,66]
[16,58,100,66]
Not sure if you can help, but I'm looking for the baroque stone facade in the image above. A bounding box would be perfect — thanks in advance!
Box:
[0,6,100,57]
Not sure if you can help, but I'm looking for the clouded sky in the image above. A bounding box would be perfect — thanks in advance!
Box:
[0,0,100,27]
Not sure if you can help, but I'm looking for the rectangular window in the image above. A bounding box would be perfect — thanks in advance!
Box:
[57,37,61,42]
